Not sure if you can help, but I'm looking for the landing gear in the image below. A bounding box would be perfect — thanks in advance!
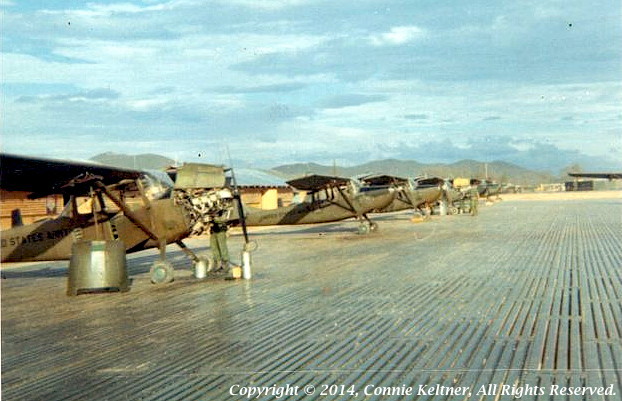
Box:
[150,260,174,284]
[423,205,433,220]
[357,221,378,235]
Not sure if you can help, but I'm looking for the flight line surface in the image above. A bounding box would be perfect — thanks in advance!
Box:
[2,196,621,400]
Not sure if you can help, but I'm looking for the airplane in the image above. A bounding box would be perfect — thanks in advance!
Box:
[477,179,498,198]
[500,183,521,194]
[568,172,622,180]
[439,178,472,214]
[0,154,240,285]
[412,177,475,215]
[358,174,443,214]
[466,178,501,200]
[226,174,397,235]
[447,178,489,213]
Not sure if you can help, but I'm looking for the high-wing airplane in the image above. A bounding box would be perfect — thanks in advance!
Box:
[568,172,622,180]
[231,174,396,235]
[0,154,236,284]
[467,178,501,200]
[437,178,471,214]
[358,174,443,214]
[500,183,521,194]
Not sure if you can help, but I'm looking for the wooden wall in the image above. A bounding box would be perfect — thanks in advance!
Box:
[0,191,64,228]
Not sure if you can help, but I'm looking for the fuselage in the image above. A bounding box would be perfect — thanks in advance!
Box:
[478,181,501,197]
[377,186,442,213]
[1,199,189,263]
[242,186,395,226]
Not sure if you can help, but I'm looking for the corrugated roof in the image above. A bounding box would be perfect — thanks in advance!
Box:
[233,168,288,187]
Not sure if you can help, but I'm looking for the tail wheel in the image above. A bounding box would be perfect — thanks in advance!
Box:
[150,260,174,284]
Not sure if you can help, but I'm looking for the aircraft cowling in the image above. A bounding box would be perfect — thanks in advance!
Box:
[173,188,234,236]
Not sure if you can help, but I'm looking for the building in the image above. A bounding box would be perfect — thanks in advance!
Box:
[0,190,63,228]
[233,168,294,209]
[565,180,594,191]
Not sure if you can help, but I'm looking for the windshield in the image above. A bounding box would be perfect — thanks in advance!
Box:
[348,179,361,195]
[142,170,174,200]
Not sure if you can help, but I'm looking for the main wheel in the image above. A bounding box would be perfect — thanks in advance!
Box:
[150,260,174,284]
[357,223,370,235]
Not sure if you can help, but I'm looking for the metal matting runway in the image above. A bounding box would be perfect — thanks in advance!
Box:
[2,198,621,400]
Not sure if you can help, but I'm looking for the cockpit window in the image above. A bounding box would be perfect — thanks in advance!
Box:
[348,179,361,195]
[59,197,75,218]
[142,171,174,200]
[59,196,94,217]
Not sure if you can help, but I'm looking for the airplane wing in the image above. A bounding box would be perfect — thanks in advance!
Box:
[359,174,408,186]
[414,177,445,187]
[568,172,622,180]
[0,153,143,198]
[286,174,350,191]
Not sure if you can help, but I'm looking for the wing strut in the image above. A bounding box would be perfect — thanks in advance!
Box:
[334,185,373,224]
[94,181,159,242]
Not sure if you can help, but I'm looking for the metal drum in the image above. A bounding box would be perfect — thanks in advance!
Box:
[67,240,129,296]
[194,259,208,279]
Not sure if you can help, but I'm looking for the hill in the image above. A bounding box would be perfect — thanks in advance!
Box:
[90,152,176,170]
[269,159,555,185]
[88,153,556,185]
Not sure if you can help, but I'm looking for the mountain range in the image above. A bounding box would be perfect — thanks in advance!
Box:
[91,152,556,185]
[267,159,555,185]
[91,152,175,170]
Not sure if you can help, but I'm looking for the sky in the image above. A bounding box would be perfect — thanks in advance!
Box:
[2,0,621,173]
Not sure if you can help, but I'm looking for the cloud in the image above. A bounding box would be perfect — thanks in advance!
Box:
[210,0,310,10]
[212,82,307,94]
[316,94,386,109]
[2,0,620,173]
[370,26,427,46]
[16,88,120,104]
[404,114,429,120]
